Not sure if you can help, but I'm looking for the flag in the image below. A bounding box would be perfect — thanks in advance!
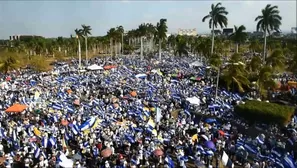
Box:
[222,151,233,168]
[34,148,41,158]
[165,155,174,168]
[49,137,56,146]
[156,108,162,123]
[41,137,48,148]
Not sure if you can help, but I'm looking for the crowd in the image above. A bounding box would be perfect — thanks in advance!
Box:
[0,55,296,168]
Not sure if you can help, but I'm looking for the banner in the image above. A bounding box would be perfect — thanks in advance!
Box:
[222,151,233,168]
[156,107,162,123]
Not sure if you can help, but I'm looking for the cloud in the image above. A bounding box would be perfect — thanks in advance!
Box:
[120,0,130,3]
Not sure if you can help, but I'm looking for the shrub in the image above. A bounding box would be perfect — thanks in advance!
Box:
[29,56,52,72]
[234,100,295,126]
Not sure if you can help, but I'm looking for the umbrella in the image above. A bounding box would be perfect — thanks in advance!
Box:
[190,76,201,81]
[154,149,164,156]
[218,130,225,136]
[200,134,209,141]
[204,118,217,124]
[104,65,117,70]
[5,104,27,113]
[101,148,112,158]
[130,91,137,97]
[192,134,198,142]
[204,140,215,150]
[61,120,69,126]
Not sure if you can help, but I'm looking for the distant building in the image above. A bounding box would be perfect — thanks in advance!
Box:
[291,27,297,34]
[9,35,44,41]
[222,28,233,36]
[211,29,222,36]
[177,28,197,36]
[249,31,264,38]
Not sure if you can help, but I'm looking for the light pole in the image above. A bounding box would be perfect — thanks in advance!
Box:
[77,35,82,69]
[121,33,124,56]
[140,37,143,60]
[84,35,88,66]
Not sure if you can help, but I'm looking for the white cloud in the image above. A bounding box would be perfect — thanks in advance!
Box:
[120,0,130,4]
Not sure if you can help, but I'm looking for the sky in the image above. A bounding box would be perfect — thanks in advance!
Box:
[0,0,296,39]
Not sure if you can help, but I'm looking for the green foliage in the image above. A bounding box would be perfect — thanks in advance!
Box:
[29,56,52,72]
[202,2,229,29]
[266,49,285,72]
[255,4,282,34]
[209,53,222,68]
[0,52,23,73]
[234,100,294,125]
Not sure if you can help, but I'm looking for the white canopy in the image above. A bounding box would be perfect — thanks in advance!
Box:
[58,152,74,168]
[135,74,147,78]
[87,64,104,70]
[190,61,203,67]
[186,96,200,105]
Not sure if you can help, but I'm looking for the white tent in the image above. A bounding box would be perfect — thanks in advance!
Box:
[87,64,104,71]
[190,61,203,67]
[186,96,200,105]
[135,74,147,79]
[58,152,74,168]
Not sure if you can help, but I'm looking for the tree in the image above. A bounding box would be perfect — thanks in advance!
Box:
[107,28,118,57]
[202,2,228,55]
[229,25,247,53]
[222,53,250,92]
[247,55,262,73]
[81,24,92,64]
[174,35,189,57]
[257,66,276,96]
[288,51,297,74]
[155,18,168,60]
[249,39,262,53]
[265,49,285,72]
[75,28,83,68]
[255,4,282,60]
[0,52,20,73]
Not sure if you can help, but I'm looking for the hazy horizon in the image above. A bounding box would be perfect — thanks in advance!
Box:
[0,1,296,39]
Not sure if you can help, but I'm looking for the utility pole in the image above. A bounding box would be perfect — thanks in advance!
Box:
[121,33,124,56]
[77,35,82,69]
[140,37,143,60]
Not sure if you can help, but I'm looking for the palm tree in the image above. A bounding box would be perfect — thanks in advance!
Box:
[116,26,124,56]
[81,24,92,64]
[288,51,297,74]
[223,63,250,92]
[249,39,262,53]
[107,28,117,57]
[255,4,282,60]
[257,66,276,96]
[247,55,262,73]
[155,18,168,60]
[265,49,285,72]
[174,35,189,57]
[229,25,247,53]
[202,2,228,55]
[75,28,83,68]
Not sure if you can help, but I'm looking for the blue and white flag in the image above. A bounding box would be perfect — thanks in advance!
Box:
[34,148,41,158]
[282,156,296,168]
[41,137,48,148]
[49,137,56,146]
[165,155,174,168]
